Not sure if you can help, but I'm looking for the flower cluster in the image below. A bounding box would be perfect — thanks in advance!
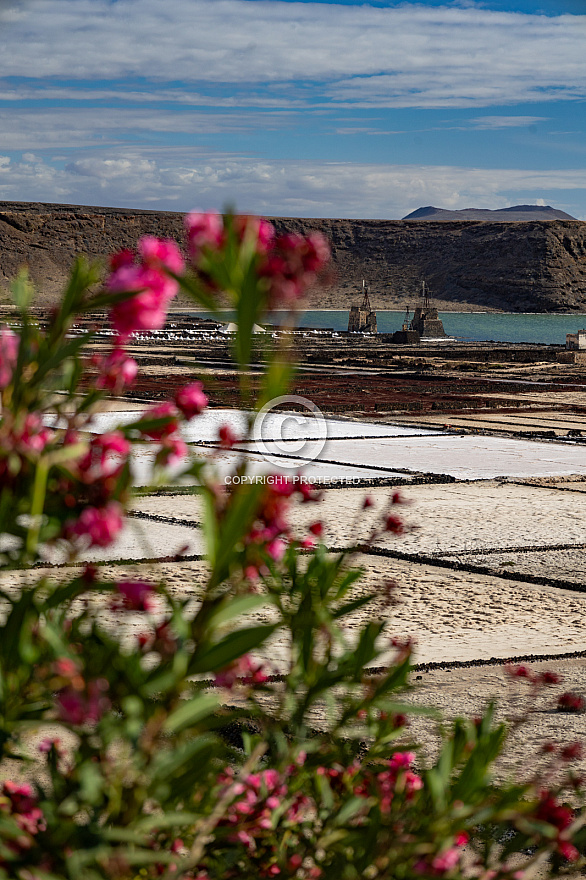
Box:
[114,579,156,612]
[59,431,130,548]
[215,765,314,877]
[535,792,578,861]
[0,781,46,864]
[57,676,111,727]
[0,412,53,459]
[94,347,138,393]
[138,380,208,468]
[0,326,18,389]
[237,475,320,579]
[184,211,330,308]
[259,231,331,308]
[505,664,561,686]
[214,654,268,689]
[106,236,184,342]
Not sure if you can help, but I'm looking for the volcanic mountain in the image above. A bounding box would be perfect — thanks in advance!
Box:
[402,205,577,222]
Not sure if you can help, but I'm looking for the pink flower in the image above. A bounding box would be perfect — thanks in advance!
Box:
[506,664,533,680]
[175,381,208,419]
[561,742,583,761]
[57,679,110,726]
[0,326,18,389]
[53,657,80,678]
[233,215,274,253]
[404,770,423,798]
[2,782,37,815]
[214,655,268,689]
[235,829,254,849]
[78,431,130,480]
[389,751,416,770]
[536,792,574,833]
[539,670,561,685]
[558,840,579,862]
[110,249,135,271]
[138,236,184,275]
[218,424,238,448]
[270,475,295,497]
[430,848,460,873]
[308,521,323,537]
[38,737,61,755]
[9,413,53,455]
[107,237,183,341]
[66,501,124,548]
[109,275,170,340]
[185,211,225,260]
[140,402,180,440]
[260,231,330,308]
[385,514,404,535]
[157,436,188,466]
[96,347,138,391]
[557,692,585,713]
[266,538,286,562]
[116,580,155,612]
[0,781,46,841]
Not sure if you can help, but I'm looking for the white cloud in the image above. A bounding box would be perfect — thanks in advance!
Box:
[0,0,584,108]
[470,116,548,129]
[0,107,294,150]
[1,150,585,218]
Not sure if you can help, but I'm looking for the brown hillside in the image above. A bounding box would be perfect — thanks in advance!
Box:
[1,201,586,312]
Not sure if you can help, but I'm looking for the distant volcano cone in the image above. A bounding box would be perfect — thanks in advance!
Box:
[402,205,576,222]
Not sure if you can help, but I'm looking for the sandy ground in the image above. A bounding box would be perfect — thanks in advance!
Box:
[133,481,586,556]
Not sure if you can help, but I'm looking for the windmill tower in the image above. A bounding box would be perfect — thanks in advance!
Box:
[348,280,377,333]
[409,281,446,338]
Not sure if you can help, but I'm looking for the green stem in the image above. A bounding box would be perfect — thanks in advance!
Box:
[25,458,49,558]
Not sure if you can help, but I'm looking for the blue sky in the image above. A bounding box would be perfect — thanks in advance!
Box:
[0,0,585,218]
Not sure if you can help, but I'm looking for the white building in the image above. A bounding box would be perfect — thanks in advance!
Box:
[566,330,586,350]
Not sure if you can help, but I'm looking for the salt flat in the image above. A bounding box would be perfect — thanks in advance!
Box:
[245,434,586,479]
[34,409,586,668]
[89,408,437,443]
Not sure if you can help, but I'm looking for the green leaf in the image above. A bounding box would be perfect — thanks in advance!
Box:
[10,268,35,310]
[208,593,270,629]
[334,796,369,826]
[150,736,217,781]
[189,624,278,675]
[332,594,373,620]
[208,482,266,588]
[33,330,96,386]
[164,693,219,734]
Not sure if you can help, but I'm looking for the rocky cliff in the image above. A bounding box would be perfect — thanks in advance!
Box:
[1,201,586,312]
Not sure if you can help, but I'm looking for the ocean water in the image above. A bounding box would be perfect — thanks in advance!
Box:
[190,310,586,345]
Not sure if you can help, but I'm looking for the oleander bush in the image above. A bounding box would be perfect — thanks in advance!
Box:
[0,211,583,879]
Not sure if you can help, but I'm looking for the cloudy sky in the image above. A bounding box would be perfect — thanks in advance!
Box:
[0,0,585,218]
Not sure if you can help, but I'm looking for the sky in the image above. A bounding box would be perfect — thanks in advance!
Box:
[0,0,585,219]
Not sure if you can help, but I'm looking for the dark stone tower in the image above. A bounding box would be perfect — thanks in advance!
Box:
[409,282,447,338]
[348,281,377,333]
